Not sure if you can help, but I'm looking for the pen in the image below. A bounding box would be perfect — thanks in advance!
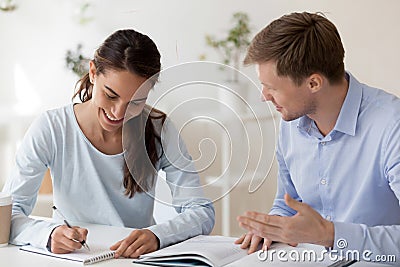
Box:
[328,258,357,267]
[52,206,90,251]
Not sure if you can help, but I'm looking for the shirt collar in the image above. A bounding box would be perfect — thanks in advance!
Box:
[332,72,362,136]
[298,72,362,137]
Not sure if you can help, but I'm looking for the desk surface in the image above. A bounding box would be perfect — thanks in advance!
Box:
[2,218,394,267]
[2,243,394,267]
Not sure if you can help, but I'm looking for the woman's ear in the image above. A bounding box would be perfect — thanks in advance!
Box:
[307,73,323,94]
[89,60,96,84]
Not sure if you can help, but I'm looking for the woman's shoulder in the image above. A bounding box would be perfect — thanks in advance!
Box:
[32,104,75,132]
[41,103,72,117]
[20,104,74,150]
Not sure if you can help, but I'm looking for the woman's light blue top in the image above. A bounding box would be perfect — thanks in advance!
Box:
[3,104,215,249]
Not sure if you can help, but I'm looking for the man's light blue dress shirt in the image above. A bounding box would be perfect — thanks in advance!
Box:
[270,73,400,259]
[3,104,215,249]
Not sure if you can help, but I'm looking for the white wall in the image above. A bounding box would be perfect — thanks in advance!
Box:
[1,0,400,235]
[1,0,399,179]
[1,0,399,112]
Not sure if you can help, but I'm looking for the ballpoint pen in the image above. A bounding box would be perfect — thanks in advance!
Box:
[328,258,357,267]
[52,206,90,251]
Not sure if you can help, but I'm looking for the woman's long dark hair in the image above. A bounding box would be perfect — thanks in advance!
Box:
[73,29,166,198]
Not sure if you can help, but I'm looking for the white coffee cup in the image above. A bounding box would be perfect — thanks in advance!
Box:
[0,192,12,247]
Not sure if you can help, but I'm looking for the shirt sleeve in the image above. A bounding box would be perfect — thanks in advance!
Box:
[333,222,400,263]
[2,113,60,249]
[269,121,301,217]
[333,119,400,260]
[146,119,215,248]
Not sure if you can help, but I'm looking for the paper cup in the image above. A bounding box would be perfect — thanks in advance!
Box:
[0,192,12,247]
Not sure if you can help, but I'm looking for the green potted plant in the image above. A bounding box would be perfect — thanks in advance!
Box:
[205,12,251,83]
[74,1,94,25]
[0,0,17,11]
[204,12,252,114]
[65,44,90,78]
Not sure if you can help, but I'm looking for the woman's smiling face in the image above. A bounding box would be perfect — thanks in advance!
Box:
[89,62,150,133]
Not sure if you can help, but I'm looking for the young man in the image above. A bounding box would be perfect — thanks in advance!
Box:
[236,12,400,261]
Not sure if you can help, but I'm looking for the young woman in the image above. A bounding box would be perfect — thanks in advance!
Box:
[3,29,215,258]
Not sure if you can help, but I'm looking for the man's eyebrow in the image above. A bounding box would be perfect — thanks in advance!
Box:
[105,85,119,97]
[261,82,273,87]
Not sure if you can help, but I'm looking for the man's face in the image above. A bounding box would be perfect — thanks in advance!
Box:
[257,61,316,121]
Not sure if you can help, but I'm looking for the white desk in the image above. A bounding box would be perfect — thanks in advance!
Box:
[2,243,394,267]
[1,218,395,267]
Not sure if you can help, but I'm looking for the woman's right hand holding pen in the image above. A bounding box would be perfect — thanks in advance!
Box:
[49,225,88,254]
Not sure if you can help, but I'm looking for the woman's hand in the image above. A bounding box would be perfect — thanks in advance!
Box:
[110,229,159,258]
[50,225,88,254]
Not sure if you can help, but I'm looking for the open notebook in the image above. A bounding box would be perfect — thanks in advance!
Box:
[20,222,134,265]
[20,244,116,264]
[134,235,248,267]
[134,235,337,267]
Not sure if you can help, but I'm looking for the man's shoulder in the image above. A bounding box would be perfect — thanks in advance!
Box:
[361,86,400,122]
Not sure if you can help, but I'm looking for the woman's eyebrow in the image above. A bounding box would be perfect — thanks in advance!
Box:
[105,85,120,97]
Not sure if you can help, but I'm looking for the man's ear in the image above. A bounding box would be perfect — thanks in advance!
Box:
[89,60,97,83]
[307,73,323,94]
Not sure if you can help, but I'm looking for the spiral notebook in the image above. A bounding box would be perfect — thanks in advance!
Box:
[20,244,116,264]
[20,222,134,265]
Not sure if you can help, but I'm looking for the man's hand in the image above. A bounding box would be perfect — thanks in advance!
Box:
[110,229,159,258]
[237,193,334,248]
[234,232,272,254]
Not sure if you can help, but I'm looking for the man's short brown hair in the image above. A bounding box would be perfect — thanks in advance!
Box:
[244,12,345,86]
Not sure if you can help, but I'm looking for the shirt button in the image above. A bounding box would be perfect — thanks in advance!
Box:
[326,215,331,220]
[320,179,327,185]
[321,141,326,145]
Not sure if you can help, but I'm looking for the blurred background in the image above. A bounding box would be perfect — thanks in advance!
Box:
[1,0,399,237]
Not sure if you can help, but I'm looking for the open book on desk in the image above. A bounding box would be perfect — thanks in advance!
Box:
[134,235,247,266]
[134,236,338,267]
[20,222,134,265]
[226,242,336,267]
